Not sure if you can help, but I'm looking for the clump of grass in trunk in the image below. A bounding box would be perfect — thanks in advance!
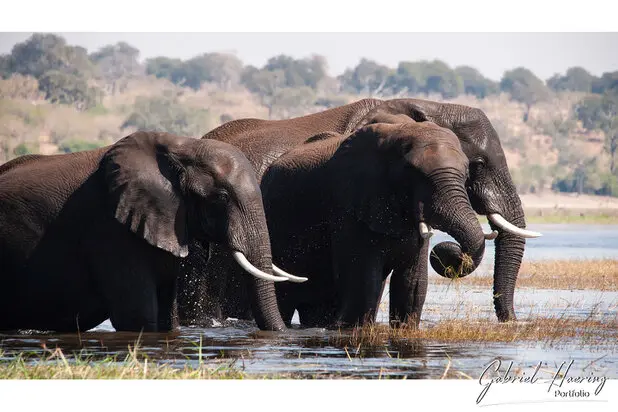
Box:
[431,251,475,280]
[433,259,618,291]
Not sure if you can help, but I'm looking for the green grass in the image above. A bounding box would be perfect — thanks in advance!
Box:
[474,209,618,225]
[0,345,249,379]
[523,209,618,224]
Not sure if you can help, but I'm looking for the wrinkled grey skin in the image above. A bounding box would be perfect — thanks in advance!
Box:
[178,98,526,327]
[262,119,485,327]
[0,131,285,332]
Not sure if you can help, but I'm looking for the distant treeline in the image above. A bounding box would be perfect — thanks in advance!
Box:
[0,33,617,197]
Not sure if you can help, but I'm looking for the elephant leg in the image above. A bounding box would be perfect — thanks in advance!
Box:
[389,238,429,328]
[94,256,160,332]
[331,217,384,326]
[107,276,159,332]
[275,290,297,326]
[297,299,336,328]
[157,277,179,332]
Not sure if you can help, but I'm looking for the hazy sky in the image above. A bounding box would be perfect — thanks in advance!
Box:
[1,32,617,81]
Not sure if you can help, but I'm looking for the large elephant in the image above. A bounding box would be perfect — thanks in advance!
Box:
[178,98,540,327]
[0,131,298,333]
[261,118,486,327]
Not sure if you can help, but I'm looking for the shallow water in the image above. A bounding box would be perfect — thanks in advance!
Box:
[1,224,617,379]
[432,223,618,276]
[1,284,616,379]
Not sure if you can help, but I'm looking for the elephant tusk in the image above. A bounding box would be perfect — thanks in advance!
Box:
[272,264,309,283]
[484,230,499,240]
[419,222,433,239]
[487,214,542,238]
[232,252,289,282]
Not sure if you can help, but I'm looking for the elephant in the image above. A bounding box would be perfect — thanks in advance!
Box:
[0,131,301,333]
[261,117,486,327]
[177,98,541,328]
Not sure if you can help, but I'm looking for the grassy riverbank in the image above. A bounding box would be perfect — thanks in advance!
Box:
[523,208,618,224]
[433,259,618,290]
[517,193,618,224]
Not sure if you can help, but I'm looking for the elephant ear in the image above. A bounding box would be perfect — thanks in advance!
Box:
[102,132,190,258]
[331,125,411,236]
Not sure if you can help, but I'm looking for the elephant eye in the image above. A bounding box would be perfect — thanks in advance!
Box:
[214,190,230,203]
[471,158,485,173]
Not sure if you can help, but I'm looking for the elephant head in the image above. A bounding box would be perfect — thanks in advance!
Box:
[353,99,542,321]
[331,119,486,280]
[102,131,302,330]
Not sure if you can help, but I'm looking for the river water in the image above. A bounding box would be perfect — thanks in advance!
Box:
[1,224,617,379]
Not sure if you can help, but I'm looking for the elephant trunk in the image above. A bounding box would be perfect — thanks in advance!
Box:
[490,185,526,322]
[428,179,485,279]
[230,208,287,331]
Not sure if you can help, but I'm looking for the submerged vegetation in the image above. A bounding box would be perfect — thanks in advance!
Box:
[331,315,618,348]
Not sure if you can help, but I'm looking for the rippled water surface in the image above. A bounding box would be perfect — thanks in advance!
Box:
[1,224,617,378]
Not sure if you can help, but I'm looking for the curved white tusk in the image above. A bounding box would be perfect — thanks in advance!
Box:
[272,264,309,283]
[484,230,499,240]
[488,214,542,238]
[232,252,289,282]
[419,222,433,239]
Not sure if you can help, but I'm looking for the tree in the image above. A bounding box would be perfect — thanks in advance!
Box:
[185,53,244,90]
[241,69,287,118]
[151,52,246,91]
[304,55,329,89]
[7,33,94,79]
[389,60,464,98]
[38,70,101,110]
[577,93,618,176]
[146,56,184,80]
[547,67,596,93]
[261,54,328,89]
[389,62,421,95]
[500,67,551,120]
[121,95,215,136]
[591,71,618,95]
[90,42,143,95]
[422,60,464,98]
[552,157,609,196]
[338,58,392,96]
[455,65,499,98]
